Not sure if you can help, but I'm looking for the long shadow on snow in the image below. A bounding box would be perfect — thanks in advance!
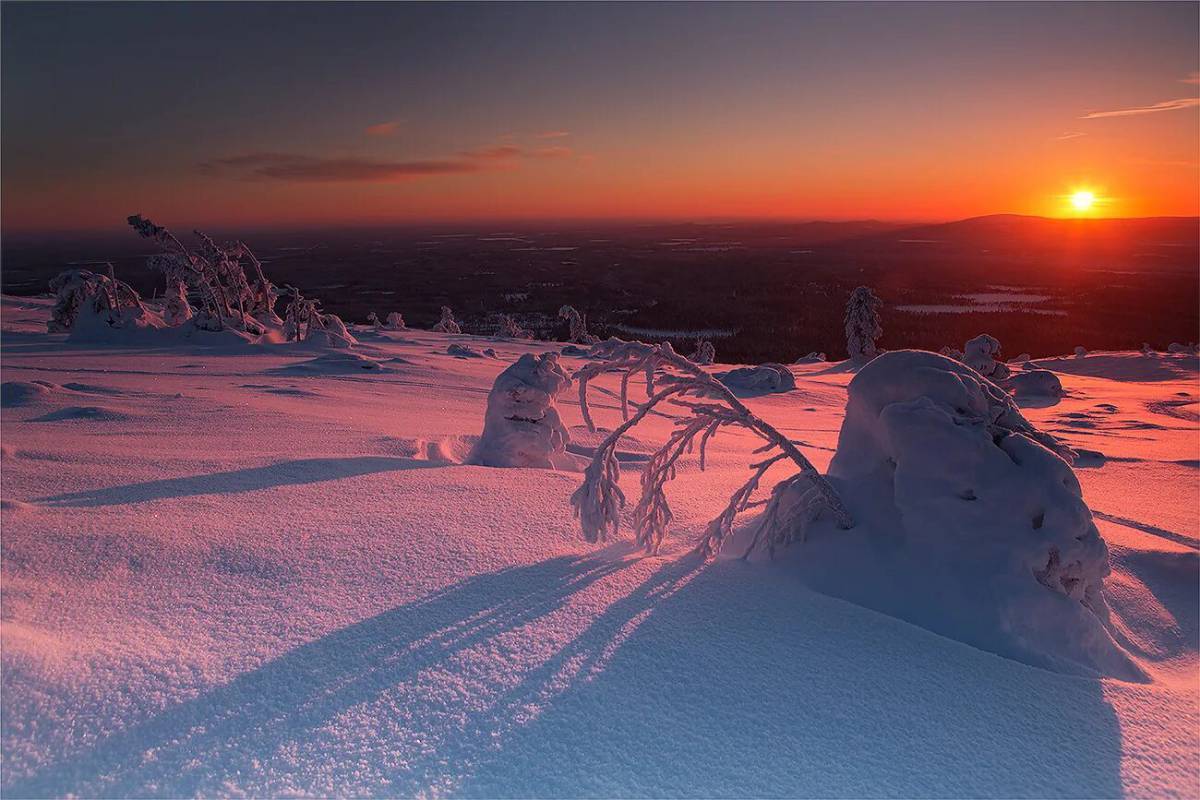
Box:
[36,456,435,507]
[458,559,1126,799]
[3,555,701,798]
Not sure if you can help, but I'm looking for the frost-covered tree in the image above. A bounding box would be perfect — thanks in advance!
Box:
[496,313,534,339]
[162,280,193,326]
[47,268,147,333]
[469,353,575,468]
[432,306,461,334]
[367,311,383,331]
[570,341,852,556]
[558,305,598,345]
[844,286,882,361]
[127,214,275,332]
[384,312,406,331]
[689,339,715,365]
[280,286,355,347]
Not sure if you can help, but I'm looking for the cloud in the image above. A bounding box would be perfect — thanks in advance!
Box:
[531,146,574,159]
[201,153,483,182]
[365,121,401,137]
[460,144,523,160]
[1054,131,1087,140]
[1182,72,1200,85]
[535,130,571,139]
[1080,97,1200,119]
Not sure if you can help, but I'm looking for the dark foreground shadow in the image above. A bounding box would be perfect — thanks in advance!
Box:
[36,457,434,507]
[3,555,1124,798]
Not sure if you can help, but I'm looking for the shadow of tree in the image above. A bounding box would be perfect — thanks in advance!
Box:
[36,457,436,507]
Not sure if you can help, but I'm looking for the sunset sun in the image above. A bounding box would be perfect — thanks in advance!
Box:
[1070,190,1097,212]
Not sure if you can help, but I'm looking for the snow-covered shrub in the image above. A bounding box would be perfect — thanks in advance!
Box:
[715,363,796,395]
[1074,346,1088,358]
[1010,352,1032,363]
[385,312,406,331]
[311,312,358,348]
[586,336,633,359]
[963,334,1011,380]
[821,350,1132,677]
[1167,342,1197,354]
[795,352,826,364]
[570,341,851,555]
[279,287,356,347]
[559,305,598,345]
[844,286,882,361]
[469,353,575,469]
[496,314,534,339]
[939,345,964,361]
[433,306,461,334]
[447,343,496,359]
[367,311,382,331]
[47,268,156,334]
[689,339,716,365]
[1008,369,1063,400]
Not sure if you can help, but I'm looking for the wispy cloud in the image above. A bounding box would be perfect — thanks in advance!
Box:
[1054,131,1087,140]
[1080,97,1200,119]
[364,121,401,137]
[459,144,523,161]
[201,153,483,182]
[1182,72,1200,86]
[531,145,574,159]
[535,130,571,139]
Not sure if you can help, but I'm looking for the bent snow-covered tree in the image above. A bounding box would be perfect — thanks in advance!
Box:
[844,286,882,361]
[689,339,716,365]
[571,341,852,557]
[432,306,462,334]
[558,305,598,345]
[47,267,149,333]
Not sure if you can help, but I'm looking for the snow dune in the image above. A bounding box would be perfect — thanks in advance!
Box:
[1,294,1197,797]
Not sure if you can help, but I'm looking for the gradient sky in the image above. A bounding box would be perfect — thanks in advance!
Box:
[3,1,1198,231]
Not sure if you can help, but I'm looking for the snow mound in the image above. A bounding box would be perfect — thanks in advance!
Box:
[468,353,579,469]
[447,343,497,359]
[802,350,1140,679]
[715,363,796,395]
[29,405,135,423]
[1,380,56,407]
[963,334,1011,380]
[272,351,388,375]
[1008,369,1063,400]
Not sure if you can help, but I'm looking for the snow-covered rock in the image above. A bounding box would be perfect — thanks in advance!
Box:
[1008,369,1063,400]
[715,363,796,395]
[812,350,1136,679]
[469,352,577,469]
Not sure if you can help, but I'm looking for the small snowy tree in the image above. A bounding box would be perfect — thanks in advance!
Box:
[47,268,147,333]
[384,312,406,331]
[496,314,534,339]
[367,311,383,331]
[844,286,882,361]
[162,280,193,326]
[689,339,716,365]
[469,353,574,468]
[432,306,461,334]
[571,341,853,556]
[963,334,1010,380]
[558,305,598,345]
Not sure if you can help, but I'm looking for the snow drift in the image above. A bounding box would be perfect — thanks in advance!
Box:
[715,363,796,395]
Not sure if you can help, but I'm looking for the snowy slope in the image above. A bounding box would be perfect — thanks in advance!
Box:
[1,294,1197,798]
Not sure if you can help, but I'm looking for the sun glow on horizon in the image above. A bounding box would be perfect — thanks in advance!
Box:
[1070,190,1097,212]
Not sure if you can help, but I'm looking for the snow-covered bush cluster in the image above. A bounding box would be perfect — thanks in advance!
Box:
[47,267,156,335]
[844,286,882,361]
[689,339,715,365]
[432,306,461,334]
[469,352,575,469]
[495,314,534,340]
[715,363,796,395]
[281,286,357,347]
[963,333,1011,380]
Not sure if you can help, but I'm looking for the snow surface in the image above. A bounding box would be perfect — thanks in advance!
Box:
[1,294,1197,798]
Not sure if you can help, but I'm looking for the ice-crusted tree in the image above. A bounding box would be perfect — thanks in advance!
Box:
[367,311,383,331]
[432,306,461,334]
[469,353,574,468]
[384,312,406,331]
[844,286,882,361]
[558,305,598,345]
[689,339,715,365]
[281,286,355,347]
[47,267,146,333]
[571,340,853,557]
[162,280,193,326]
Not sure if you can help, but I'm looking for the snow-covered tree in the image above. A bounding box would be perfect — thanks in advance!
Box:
[689,339,715,365]
[384,312,406,331]
[432,306,461,334]
[162,280,193,326]
[963,334,1010,380]
[570,341,852,556]
[469,353,574,468]
[496,314,533,339]
[844,286,882,361]
[558,305,598,344]
[367,311,383,331]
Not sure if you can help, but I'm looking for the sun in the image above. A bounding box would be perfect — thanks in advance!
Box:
[1069,190,1096,212]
